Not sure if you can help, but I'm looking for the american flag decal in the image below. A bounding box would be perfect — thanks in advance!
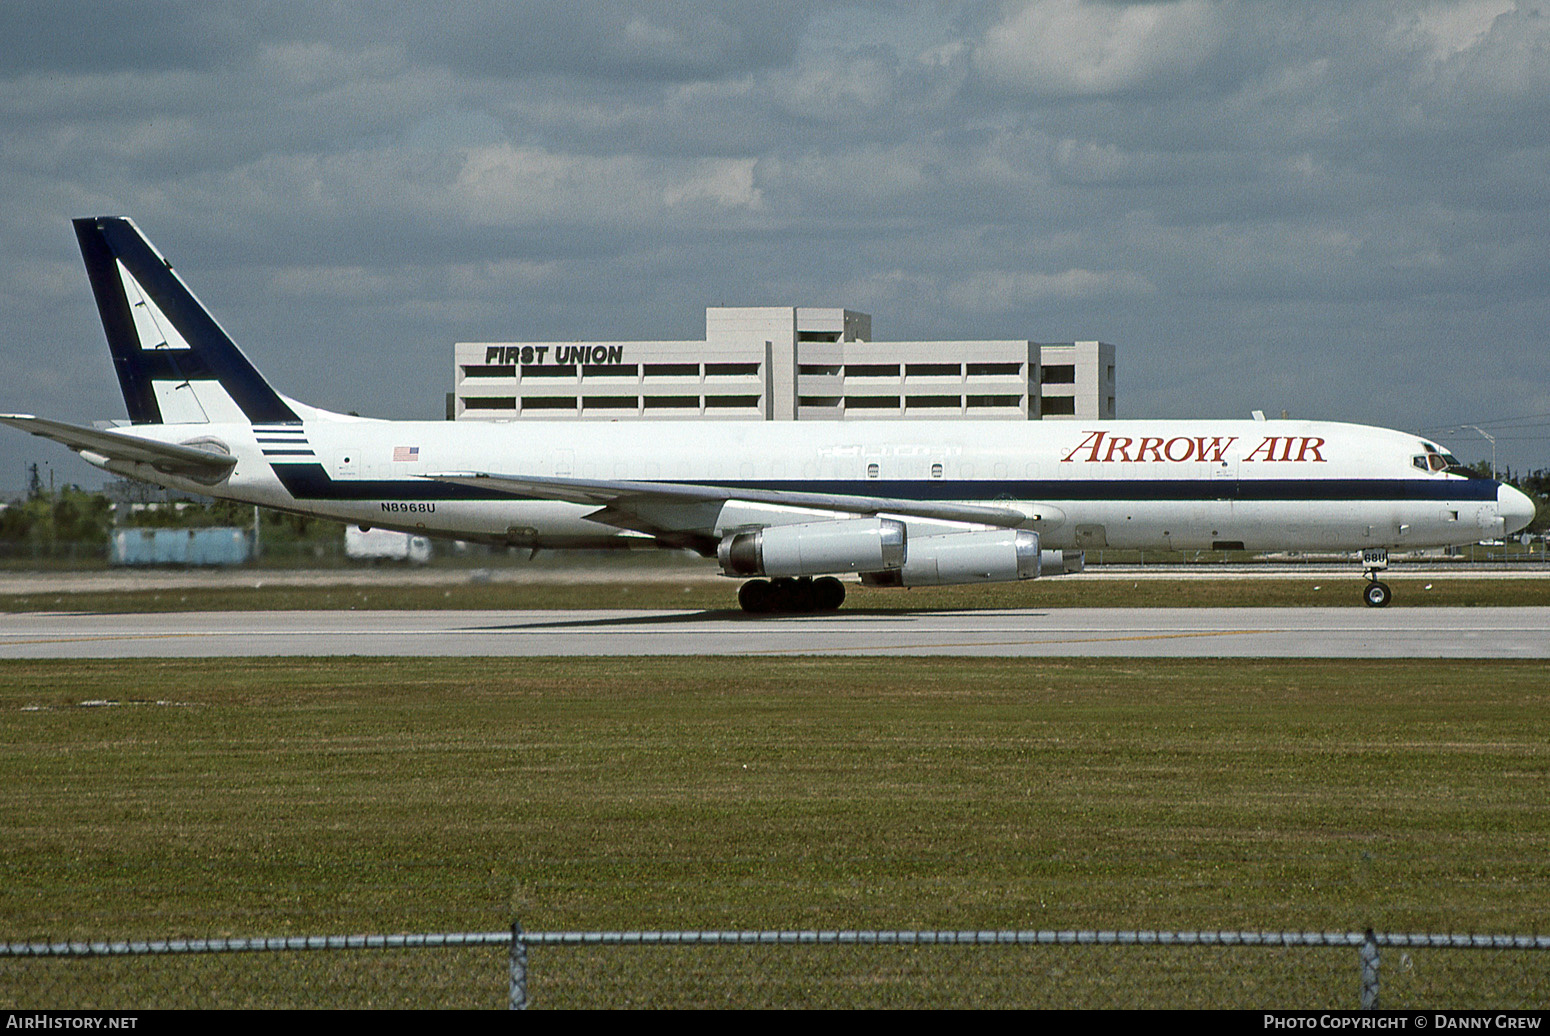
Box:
[393,446,420,462]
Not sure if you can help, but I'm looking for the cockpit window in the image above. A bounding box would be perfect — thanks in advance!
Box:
[1419,446,1494,477]
[1414,445,1488,478]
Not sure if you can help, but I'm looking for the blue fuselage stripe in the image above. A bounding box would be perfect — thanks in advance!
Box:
[268,463,1499,505]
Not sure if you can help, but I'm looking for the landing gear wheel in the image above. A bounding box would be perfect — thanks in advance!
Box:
[738,579,773,614]
[812,576,846,612]
[739,576,846,614]
[767,577,802,613]
[1363,580,1392,608]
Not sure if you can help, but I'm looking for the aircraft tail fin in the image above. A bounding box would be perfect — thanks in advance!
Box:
[72,216,299,426]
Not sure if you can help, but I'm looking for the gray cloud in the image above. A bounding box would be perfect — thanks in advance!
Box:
[2,1,1548,494]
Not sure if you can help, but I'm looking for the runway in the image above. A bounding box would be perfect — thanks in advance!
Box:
[4,607,1548,658]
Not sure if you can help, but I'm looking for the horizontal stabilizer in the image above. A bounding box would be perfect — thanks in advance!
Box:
[421,470,1044,529]
[0,414,236,481]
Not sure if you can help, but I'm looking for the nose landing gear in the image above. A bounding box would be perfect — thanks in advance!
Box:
[1362,577,1392,608]
[1361,548,1391,608]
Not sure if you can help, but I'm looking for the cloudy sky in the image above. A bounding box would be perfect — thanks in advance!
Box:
[3,1,1548,494]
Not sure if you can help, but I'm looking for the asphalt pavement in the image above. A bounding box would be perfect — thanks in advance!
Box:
[5,606,1546,658]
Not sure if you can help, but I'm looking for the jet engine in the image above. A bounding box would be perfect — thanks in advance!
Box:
[859,529,1042,587]
[718,517,907,578]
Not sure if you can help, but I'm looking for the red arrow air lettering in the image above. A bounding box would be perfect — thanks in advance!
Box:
[1244,436,1327,462]
[1063,431,1244,463]
[1062,432,1320,463]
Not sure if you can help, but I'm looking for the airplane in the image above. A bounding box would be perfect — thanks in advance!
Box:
[2,216,1537,613]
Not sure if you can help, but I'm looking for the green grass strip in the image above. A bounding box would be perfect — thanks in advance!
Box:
[2,657,1546,942]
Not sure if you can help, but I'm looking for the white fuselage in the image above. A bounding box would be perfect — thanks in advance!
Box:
[94,416,1518,556]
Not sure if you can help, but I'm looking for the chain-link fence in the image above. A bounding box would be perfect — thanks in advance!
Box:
[4,928,1547,1010]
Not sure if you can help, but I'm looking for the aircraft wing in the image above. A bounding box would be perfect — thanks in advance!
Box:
[422,470,1048,534]
[0,414,237,480]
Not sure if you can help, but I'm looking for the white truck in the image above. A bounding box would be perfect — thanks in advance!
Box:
[345,526,432,563]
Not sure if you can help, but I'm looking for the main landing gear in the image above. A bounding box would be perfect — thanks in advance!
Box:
[1360,548,1391,608]
[738,576,846,614]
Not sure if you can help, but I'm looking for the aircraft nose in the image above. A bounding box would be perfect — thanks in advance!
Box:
[1499,483,1536,536]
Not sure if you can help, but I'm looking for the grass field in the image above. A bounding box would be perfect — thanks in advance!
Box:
[3,656,1546,946]
[5,574,1550,612]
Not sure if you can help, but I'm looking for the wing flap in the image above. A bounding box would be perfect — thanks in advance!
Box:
[0,414,236,479]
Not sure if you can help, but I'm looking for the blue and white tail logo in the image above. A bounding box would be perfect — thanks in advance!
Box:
[73,217,299,426]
